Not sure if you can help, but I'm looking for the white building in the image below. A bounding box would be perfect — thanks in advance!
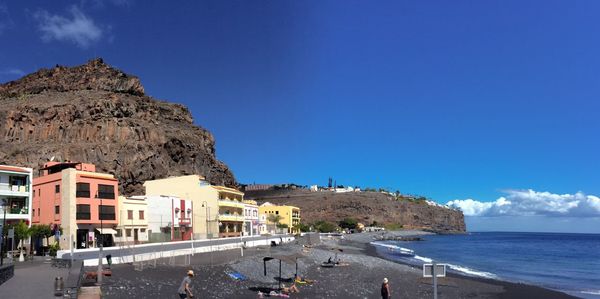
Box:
[145,195,194,242]
[242,200,259,236]
[258,213,268,235]
[0,165,33,228]
[115,196,149,245]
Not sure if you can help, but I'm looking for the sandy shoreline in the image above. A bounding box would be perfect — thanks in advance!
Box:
[99,231,578,298]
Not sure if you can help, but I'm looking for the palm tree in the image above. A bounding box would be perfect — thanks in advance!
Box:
[14,220,30,262]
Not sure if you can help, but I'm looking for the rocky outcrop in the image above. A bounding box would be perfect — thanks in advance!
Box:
[246,190,466,233]
[0,58,236,195]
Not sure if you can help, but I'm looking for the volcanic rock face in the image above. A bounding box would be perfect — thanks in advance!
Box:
[246,190,466,233]
[0,58,236,195]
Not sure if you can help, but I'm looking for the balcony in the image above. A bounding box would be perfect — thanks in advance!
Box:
[218,199,244,209]
[0,185,30,196]
[218,214,245,222]
[179,217,192,225]
[2,198,29,215]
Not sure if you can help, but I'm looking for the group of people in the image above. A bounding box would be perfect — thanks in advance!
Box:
[176,270,392,298]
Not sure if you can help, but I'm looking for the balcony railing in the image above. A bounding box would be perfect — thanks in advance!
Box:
[218,214,245,222]
[0,185,29,193]
[218,199,244,209]
[5,207,28,215]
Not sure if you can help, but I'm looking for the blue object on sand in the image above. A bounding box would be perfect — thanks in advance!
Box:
[228,272,247,281]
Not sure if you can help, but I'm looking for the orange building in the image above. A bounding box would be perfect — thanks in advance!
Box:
[32,162,119,249]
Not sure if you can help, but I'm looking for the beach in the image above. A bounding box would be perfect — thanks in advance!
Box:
[100,231,577,298]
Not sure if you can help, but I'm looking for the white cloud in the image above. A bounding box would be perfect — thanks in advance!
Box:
[447,189,600,217]
[34,6,102,48]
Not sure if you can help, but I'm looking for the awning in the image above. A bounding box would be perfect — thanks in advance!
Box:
[97,228,117,235]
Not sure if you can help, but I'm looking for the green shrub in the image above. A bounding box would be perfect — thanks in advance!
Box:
[338,217,358,229]
[384,223,403,231]
[313,220,338,233]
[49,243,60,257]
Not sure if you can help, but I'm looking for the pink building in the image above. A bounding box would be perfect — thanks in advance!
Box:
[32,162,119,249]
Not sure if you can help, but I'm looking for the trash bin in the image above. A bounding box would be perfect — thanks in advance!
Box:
[54,276,64,296]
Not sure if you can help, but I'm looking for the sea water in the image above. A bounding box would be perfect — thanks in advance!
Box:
[370,232,600,299]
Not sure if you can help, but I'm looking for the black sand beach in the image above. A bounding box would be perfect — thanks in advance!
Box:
[100,232,578,298]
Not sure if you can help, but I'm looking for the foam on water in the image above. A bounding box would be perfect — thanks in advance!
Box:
[413,255,433,263]
[446,263,497,279]
[581,290,600,295]
[370,241,415,254]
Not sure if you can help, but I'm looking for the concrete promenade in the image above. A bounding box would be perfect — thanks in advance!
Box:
[57,234,293,266]
[0,257,74,299]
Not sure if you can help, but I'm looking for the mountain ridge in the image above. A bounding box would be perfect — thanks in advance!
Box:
[0,58,236,194]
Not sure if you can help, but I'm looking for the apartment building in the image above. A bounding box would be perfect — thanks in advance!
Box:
[144,175,218,239]
[214,186,244,238]
[32,162,119,249]
[0,165,33,228]
[115,196,149,245]
[258,202,301,234]
[145,195,193,241]
[242,200,259,236]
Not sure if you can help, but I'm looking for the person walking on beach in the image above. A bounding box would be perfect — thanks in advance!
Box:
[178,270,195,298]
[381,277,391,299]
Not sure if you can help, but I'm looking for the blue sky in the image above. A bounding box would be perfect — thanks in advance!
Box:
[1,1,599,232]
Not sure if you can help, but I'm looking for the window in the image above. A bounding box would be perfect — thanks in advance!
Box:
[99,205,116,220]
[55,205,60,214]
[139,210,144,220]
[55,185,60,193]
[140,229,146,233]
[97,184,115,199]
[76,204,91,220]
[115,229,122,237]
[127,210,133,220]
[32,209,35,217]
[76,183,90,198]
[275,211,279,215]
[126,229,132,237]
[38,189,40,197]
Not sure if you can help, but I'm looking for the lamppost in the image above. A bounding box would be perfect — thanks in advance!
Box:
[1,199,8,266]
[201,201,211,265]
[96,191,103,284]
[200,201,210,239]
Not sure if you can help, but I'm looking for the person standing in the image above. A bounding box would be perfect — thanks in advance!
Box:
[381,277,391,299]
[178,270,195,298]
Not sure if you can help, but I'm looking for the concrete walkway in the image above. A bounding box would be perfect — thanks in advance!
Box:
[0,257,74,299]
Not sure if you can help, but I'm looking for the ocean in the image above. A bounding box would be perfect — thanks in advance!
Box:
[370,232,600,299]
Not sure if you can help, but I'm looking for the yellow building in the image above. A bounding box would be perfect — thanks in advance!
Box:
[143,175,248,239]
[258,202,301,234]
[115,196,149,244]
[143,175,219,239]
[212,186,245,238]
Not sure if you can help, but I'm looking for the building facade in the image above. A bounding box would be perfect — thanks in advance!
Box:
[144,175,218,239]
[213,186,244,238]
[0,165,33,229]
[115,196,149,245]
[258,202,301,234]
[242,200,259,236]
[32,162,119,249]
[145,195,194,242]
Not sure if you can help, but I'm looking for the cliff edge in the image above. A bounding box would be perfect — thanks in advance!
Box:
[0,58,236,194]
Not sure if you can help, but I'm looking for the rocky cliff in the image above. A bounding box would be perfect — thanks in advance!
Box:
[0,58,236,194]
[245,190,466,233]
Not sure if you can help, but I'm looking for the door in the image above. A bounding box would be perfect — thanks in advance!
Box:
[134,229,139,243]
[76,229,87,249]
